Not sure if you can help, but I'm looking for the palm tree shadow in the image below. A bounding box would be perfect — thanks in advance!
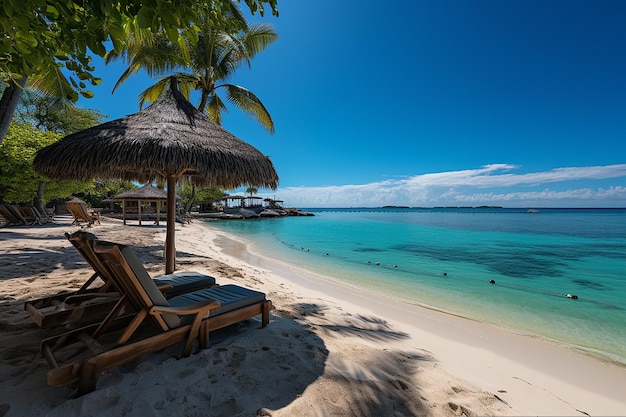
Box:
[274,302,435,416]
[286,302,411,343]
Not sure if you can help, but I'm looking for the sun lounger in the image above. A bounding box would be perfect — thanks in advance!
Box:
[40,240,271,396]
[12,205,38,225]
[24,231,217,328]
[0,203,23,225]
[66,200,100,227]
[30,206,54,224]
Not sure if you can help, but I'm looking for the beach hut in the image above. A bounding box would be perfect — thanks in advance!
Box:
[111,185,180,226]
[33,80,278,273]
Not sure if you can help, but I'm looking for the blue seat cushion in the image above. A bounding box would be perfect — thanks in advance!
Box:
[168,284,266,323]
[153,271,216,294]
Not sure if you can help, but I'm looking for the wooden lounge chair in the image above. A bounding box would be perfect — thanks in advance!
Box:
[0,202,23,225]
[66,200,101,227]
[24,231,217,328]
[12,205,39,225]
[41,240,271,396]
[31,206,54,224]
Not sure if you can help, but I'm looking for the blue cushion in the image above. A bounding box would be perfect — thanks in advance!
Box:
[168,284,266,320]
[153,271,216,294]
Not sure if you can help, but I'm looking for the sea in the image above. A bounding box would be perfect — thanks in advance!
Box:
[201,207,626,365]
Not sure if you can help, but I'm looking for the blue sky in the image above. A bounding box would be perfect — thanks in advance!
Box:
[80,0,626,208]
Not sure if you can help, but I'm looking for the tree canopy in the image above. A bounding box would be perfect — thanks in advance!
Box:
[1,0,278,90]
[0,91,135,206]
[0,0,278,143]
[15,89,107,134]
[0,121,83,203]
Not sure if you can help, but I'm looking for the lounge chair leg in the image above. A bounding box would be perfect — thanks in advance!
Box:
[182,314,203,357]
[198,321,209,350]
[77,359,98,396]
[261,301,272,328]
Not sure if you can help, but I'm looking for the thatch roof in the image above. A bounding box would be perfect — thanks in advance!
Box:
[112,185,178,201]
[33,84,278,274]
[33,87,278,189]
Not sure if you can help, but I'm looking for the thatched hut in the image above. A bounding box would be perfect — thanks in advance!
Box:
[110,185,181,226]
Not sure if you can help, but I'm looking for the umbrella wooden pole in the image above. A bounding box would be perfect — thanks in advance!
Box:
[165,175,176,274]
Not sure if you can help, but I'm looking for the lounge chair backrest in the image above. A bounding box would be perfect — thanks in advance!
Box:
[93,240,181,329]
[66,231,115,291]
[66,201,88,221]
[12,205,36,225]
[0,203,21,224]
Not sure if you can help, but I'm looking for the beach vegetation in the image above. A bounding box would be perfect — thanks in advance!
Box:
[178,182,225,213]
[0,91,136,208]
[0,121,85,204]
[0,0,279,143]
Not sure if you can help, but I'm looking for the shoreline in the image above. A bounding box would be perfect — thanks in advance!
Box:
[201,222,626,415]
[210,217,626,367]
[1,218,625,416]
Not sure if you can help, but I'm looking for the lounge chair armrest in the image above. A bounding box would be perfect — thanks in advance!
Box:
[64,292,121,304]
[150,299,221,316]
[156,282,174,292]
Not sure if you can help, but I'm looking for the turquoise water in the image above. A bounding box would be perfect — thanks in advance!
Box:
[203,208,626,365]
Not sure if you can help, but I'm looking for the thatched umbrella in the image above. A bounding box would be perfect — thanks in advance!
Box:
[34,84,278,273]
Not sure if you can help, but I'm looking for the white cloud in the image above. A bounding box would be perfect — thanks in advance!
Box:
[264,164,626,207]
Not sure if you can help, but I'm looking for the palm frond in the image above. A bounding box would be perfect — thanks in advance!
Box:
[138,78,170,108]
[27,61,75,103]
[241,23,279,60]
[221,84,274,134]
[205,94,228,125]
[108,34,185,93]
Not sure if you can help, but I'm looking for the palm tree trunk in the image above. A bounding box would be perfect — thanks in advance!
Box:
[184,184,196,213]
[0,77,27,144]
[198,91,209,112]
[33,181,46,213]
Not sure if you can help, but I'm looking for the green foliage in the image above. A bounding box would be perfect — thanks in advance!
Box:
[107,12,277,132]
[16,89,107,133]
[1,0,278,100]
[178,182,224,211]
[77,179,138,208]
[0,122,86,203]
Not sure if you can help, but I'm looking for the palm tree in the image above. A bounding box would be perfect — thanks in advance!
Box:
[0,62,78,145]
[107,10,277,133]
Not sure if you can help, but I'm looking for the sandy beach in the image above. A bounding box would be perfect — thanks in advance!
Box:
[1,216,625,417]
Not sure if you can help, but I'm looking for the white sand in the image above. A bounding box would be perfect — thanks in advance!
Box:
[0,217,624,417]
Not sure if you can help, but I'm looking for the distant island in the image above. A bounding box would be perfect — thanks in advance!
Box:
[381,205,504,209]
[432,206,503,209]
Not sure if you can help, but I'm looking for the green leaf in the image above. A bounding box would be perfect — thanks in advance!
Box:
[45,5,59,19]
[136,6,154,28]
[14,41,33,54]
[80,90,94,99]
[166,27,179,43]
[89,41,106,57]
[15,31,38,48]
[159,9,178,25]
